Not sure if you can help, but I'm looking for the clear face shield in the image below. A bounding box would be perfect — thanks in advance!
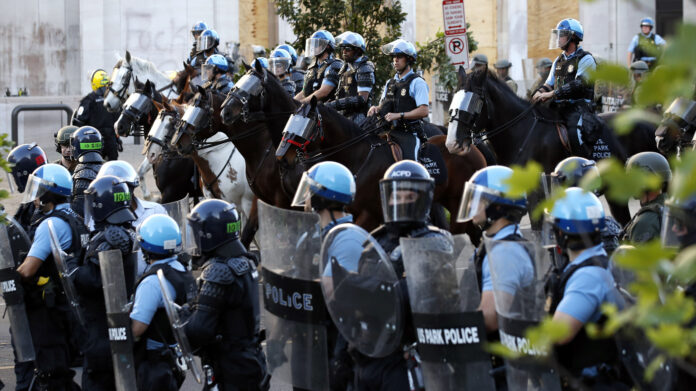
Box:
[456,181,495,223]
[21,174,52,204]
[305,38,330,57]
[291,172,323,208]
[379,179,433,223]
[185,221,205,257]
[269,57,291,77]
[661,206,696,249]
[549,29,572,50]
[201,64,216,82]
[197,35,216,52]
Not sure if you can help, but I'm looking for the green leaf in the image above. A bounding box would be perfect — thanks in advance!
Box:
[531,186,565,220]
[671,245,696,285]
[504,161,542,198]
[596,158,663,203]
[589,63,630,87]
[525,317,571,356]
[646,323,691,357]
[610,108,662,136]
[613,240,675,272]
[668,150,696,203]
[645,355,666,382]
[485,341,521,359]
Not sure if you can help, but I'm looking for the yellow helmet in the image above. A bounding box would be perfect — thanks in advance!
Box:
[90,69,109,92]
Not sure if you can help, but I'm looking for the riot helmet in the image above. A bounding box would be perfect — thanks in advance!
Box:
[22,163,72,205]
[275,44,298,66]
[546,187,605,251]
[550,156,601,194]
[338,32,366,62]
[202,54,228,82]
[90,69,109,92]
[640,17,654,33]
[626,152,671,192]
[70,126,103,160]
[55,125,78,156]
[7,143,46,193]
[458,165,527,229]
[97,160,140,189]
[662,193,696,249]
[191,21,209,39]
[379,160,434,225]
[197,29,220,54]
[381,39,417,63]
[292,161,356,212]
[550,18,584,50]
[251,57,269,70]
[269,48,292,77]
[662,97,696,137]
[305,30,336,58]
[137,214,182,258]
[187,199,242,254]
[83,175,137,225]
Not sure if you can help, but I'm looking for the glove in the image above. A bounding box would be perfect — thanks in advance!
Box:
[117,137,124,152]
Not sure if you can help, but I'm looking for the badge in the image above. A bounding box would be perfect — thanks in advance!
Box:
[567,64,574,73]
[77,106,84,115]
[401,88,407,96]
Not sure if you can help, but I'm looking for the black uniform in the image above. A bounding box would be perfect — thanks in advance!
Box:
[133,261,197,390]
[280,77,297,96]
[381,73,426,161]
[68,223,138,391]
[350,224,447,391]
[72,87,120,161]
[330,56,375,123]
[185,246,268,391]
[302,56,342,101]
[206,74,233,96]
[25,206,88,390]
[291,69,306,95]
[71,151,103,217]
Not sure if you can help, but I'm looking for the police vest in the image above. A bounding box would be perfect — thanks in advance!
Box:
[548,255,618,374]
[634,34,658,61]
[336,58,374,100]
[302,58,339,98]
[134,262,196,346]
[383,73,421,115]
[291,69,306,95]
[622,202,663,242]
[553,49,595,101]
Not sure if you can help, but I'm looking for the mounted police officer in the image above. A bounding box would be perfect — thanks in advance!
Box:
[367,39,429,161]
[627,17,665,69]
[70,125,104,217]
[202,54,234,95]
[326,32,375,124]
[193,29,221,69]
[72,69,121,161]
[494,59,518,94]
[275,44,306,95]
[189,21,210,65]
[269,48,297,96]
[54,125,78,173]
[131,214,196,390]
[7,143,47,229]
[293,161,359,390]
[295,30,343,104]
[185,199,269,390]
[16,163,86,390]
[533,18,600,156]
[546,188,627,387]
[527,58,552,100]
[470,53,488,73]
[623,152,672,244]
[68,175,138,391]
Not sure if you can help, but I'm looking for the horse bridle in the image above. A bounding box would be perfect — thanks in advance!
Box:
[107,65,132,103]
[223,70,268,124]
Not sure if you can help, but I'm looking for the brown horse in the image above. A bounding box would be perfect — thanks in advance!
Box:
[275,97,487,243]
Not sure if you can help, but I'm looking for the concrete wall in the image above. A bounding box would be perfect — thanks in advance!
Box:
[685,0,696,22]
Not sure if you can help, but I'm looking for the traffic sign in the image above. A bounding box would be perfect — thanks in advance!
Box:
[443,0,467,36]
[445,34,469,66]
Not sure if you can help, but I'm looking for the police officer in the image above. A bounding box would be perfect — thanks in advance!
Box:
[470,53,488,73]
[96,160,167,275]
[551,156,622,254]
[457,166,533,332]
[295,30,343,104]
[622,152,672,244]
[326,32,375,124]
[131,214,196,390]
[189,21,210,64]
[72,69,121,161]
[627,60,650,106]
[275,44,306,95]
[547,187,626,386]
[67,175,138,390]
[269,48,297,96]
[16,164,86,390]
[494,59,518,94]
[193,29,222,70]
[7,143,47,228]
[70,126,104,217]
[533,19,599,154]
[292,161,359,390]
[54,125,78,173]
[367,39,429,161]
[527,58,552,100]
[627,17,666,68]
[202,54,234,95]
[185,199,269,390]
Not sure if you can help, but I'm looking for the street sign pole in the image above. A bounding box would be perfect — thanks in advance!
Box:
[442,0,469,68]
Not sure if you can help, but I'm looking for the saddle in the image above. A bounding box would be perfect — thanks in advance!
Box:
[378,132,448,185]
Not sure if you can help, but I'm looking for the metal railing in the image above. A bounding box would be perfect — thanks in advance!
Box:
[11,104,74,144]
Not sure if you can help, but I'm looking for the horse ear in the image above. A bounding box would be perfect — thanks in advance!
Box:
[196,84,206,95]
[254,59,264,73]
[242,59,251,72]
[126,50,132,63]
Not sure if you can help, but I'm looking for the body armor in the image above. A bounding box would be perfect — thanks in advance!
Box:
[291,69,305,95]
[473,232,530,293]
[302,58,341,101]
[552,49,595,102]
[72,153,103,217]
[334,57,375,118]
[634,34,658,62]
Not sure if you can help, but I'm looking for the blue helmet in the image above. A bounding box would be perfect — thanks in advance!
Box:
[70,126,103,160]
[640,17,654,28]
[275,44,298,65]
[554,18,584,41]
[292,161,356,209]
[7,143,47,193]
[84,175,136,225]
[269,49,292,76]
[197,29,220,53]
[21,163,72,204]
[381,39,417,61]
[187,199,242,253]
[380,160,434,224]
[137,214,182,256]
[547,187,605,248]
[305,30,336,57]
[97,160,139,188]
[204,54,229,72]
[458,165,527,225]
[251,57,269,70]
[191,21,209,36]
[338,32,366,53]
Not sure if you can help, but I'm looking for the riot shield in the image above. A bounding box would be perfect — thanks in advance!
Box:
[98,249,137,391]
[400,234,495,391]
[320,223,404,358]
[47,219,85,326]
[157,269,203,383]
[257,200,329,390]
[485,237,562,391]
[0,217,35,362]
[162,196,195,254]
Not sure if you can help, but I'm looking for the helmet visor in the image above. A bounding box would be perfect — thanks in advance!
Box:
[665,98,696,126]
[269,57,291,77]
[201,64,216,82]
[197,35,216,52]
[549,29,572,50]
[186,221,203,257]
[291,172,321,208]
[456,182,501,223]
[305,38,330,57]
[21,174,51,204]
[379,179,433,223]
[661,207,695,249]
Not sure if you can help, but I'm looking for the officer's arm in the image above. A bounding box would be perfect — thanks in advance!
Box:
[72,96,91,126]
[626,52,634,67]
[552,311,584,344]
[294,90,306,100]
[302,83,335,103]
[17,256,43,279]
[402,105,428,120]
[479,291,498,331]
[132,320,149,338]
[185,279,228,347]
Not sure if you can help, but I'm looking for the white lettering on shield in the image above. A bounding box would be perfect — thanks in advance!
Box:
[264,282,314,312]
[109,327,128,341]
[416,327,480,345]
[1,279,16,293]
[499,329,546,356]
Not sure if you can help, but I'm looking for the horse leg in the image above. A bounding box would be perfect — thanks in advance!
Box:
[241,196,259,249]
[136,157,153,200]
[607,198,631,226]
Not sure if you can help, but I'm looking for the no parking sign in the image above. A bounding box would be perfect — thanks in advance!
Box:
[443,0,469,67]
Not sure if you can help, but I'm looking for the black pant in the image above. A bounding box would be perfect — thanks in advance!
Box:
[27,306,80,390]
[11,324,35,390]
[136,349,183,391]
[389,130,420,161]
[354,351,409,391]
[99,126,119,161]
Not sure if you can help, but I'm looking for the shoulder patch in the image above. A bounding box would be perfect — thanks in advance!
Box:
[201,260,235,284]
[227,257,251,276]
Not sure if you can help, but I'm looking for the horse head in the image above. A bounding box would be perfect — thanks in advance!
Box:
[445,69,491,155]
[104,51,135,112]
[144,103,179,165]
[275,96,321,167]
[220,60,269,125]
[655,97,696,154]
[172,62,196,101]
[170,84,217,155]
[114,79,156,137]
